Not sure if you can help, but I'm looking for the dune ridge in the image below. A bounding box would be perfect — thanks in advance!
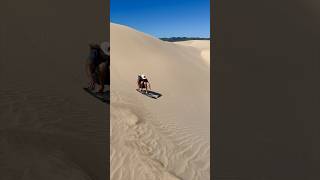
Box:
[110,23,210,180]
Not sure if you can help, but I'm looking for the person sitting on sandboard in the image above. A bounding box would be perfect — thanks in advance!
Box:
[85,43,110,93]
[137,74,151,93]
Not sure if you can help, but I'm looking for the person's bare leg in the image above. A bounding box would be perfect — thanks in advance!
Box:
[98,62,106,93]
[138,82,142,91]
[144,82,148,93]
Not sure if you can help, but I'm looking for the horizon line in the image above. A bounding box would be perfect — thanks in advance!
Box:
[111,22,210,39]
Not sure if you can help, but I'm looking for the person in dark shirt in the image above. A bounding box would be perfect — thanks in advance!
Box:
[86,43,110,93]
[137,74,151,93]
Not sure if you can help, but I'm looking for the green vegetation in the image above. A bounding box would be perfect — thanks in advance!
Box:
[160,37,210,42]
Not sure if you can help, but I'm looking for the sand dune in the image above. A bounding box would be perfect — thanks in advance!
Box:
[110,23,210,180]
[0,0,108,179]
[175,40,210,65]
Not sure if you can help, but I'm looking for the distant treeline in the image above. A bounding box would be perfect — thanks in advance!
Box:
[160,37,210,42]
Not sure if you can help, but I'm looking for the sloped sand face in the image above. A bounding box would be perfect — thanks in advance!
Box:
[0,0,108,179]
[110,23,210,180]
[175,40,210,66]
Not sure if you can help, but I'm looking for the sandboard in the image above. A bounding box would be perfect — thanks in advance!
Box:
[83,87,109,103]
[136,89,162,99]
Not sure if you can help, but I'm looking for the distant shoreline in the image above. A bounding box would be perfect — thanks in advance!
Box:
[160,37,210,42]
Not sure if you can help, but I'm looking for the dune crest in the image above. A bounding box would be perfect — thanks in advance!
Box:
[111,23,210,180]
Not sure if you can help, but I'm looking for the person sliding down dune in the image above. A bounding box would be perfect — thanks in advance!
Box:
[86,43,110,93]
[137,74,151,93]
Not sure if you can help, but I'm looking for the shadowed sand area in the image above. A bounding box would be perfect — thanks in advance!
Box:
[110,23,210,180]
[0,0,109,179]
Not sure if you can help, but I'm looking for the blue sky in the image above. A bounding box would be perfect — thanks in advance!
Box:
[111,0,210,38]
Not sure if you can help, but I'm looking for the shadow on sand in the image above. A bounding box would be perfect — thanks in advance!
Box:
[137,89,162,99]
[148,90,162,98]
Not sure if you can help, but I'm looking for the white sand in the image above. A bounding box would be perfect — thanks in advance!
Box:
[175,40,210,65]
[110,23,210,180]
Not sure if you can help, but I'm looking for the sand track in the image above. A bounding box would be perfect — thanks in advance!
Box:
[111,92,210,180]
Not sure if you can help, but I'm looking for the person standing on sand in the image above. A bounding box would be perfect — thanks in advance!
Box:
[137,74,151,93]
[86,43,110,93]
